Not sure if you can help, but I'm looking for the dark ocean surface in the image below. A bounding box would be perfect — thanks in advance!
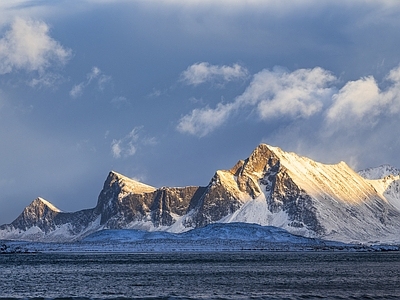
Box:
[0,251,399,300]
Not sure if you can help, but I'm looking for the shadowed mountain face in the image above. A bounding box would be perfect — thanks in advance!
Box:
[1,144,400,243]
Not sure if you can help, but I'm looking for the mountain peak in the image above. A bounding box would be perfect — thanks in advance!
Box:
[30,197,61,212]
[241,143,279,175]
[107,171,156,194]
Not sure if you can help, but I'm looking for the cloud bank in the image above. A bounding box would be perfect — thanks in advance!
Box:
[177,66,336,136]
[177,63,400,138]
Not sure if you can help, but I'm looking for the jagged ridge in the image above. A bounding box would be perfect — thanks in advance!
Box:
[1,144,400,244]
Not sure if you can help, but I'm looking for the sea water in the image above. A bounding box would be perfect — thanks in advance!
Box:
[0,251,399,299]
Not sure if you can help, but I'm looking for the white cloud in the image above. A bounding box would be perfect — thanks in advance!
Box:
[111,127,156,159]
[382,66,400,114]
[181,62,248,86]
[178,64,400,137]
[0,18,71,75]
[326,65,400,129]
[177,103,235,137]
[326,76,381,123]
[239,67,335,119]
[70,66,111,98]
[177,66,335,136]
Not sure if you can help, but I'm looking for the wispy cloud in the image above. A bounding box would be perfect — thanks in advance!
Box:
[148,89,162,98]
[111,127,157,159]
[69,82,85,98]
[28,72,65,89]
[0,18,71,75]
[111,128,140,158]
[180,62,248,86]
[111,96,129,108]
[70,66,111,98]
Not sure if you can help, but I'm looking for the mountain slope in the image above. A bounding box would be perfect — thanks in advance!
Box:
[1,144,400,243]
[358,164,400,220]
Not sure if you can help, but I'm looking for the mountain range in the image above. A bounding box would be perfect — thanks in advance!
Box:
[1,143,400,244]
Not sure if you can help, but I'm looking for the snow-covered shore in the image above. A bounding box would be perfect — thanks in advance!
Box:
[2,223,398,253]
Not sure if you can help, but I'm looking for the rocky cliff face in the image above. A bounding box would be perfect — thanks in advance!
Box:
[0,197,98,241]
[9,198,61,233]
[94,171,207,230]
[1,143,400,243]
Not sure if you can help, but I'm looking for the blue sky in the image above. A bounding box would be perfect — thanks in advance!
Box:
[1,0,400,224]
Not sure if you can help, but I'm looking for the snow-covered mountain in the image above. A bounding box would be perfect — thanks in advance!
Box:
[1,143,400,244]
[358,164,400,180]
[358,166,400,215]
